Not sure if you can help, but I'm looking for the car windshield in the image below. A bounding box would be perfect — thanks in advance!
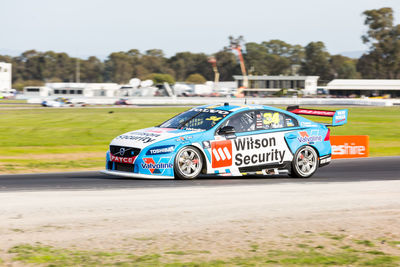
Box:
[159,108,230,131]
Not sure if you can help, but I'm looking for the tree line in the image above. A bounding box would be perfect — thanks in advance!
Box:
[1,7,399,90]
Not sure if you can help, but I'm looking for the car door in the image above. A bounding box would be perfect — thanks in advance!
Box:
[213,110,297,174]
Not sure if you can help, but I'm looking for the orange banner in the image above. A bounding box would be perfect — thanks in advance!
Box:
[330,135,369,159]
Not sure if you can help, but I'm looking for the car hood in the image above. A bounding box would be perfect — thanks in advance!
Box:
[109,127,200,149]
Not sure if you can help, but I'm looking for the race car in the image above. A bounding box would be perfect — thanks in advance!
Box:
[101,103,348,179]
[41,97,87,107]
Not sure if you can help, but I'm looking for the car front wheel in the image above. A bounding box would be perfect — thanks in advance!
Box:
[290,145,318,178]
[174,146,203,180]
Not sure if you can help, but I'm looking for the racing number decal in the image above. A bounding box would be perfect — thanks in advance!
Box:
[263,112,280,125]
[211,140,233,168]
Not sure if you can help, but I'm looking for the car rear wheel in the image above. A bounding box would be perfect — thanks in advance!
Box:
[290,145,318,178]
[174,146,203,180]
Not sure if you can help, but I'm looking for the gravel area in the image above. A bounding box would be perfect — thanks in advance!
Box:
[0,180,399,258]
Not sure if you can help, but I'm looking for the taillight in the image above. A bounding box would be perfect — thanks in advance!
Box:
[324,128,330,141]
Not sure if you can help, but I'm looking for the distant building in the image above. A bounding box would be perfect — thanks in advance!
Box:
[47,83,120,97]
[0,62,12,92]
[233,75,319,96]
[23,86,52,97]
[327,79,400,97]
[23,83,120,97]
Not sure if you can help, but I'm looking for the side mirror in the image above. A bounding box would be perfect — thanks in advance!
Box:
[218,126,236,135]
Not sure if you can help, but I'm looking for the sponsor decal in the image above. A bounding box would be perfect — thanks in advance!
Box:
[300,122,315,127]
[141,158,173,174]
[110,155,136,164]
[292,109,335,116]
[334,110,347,124]
[116,134,156,143]
[147,128,175,133]
[297,131,322,143]
[146,145,175,155]
[286,118,294,127]
[176,135,193,142]
[192,108,230,115]
[205,116,223,122]
[320,157,331,164]
[234,136,286,165]
[116,131,163,143]
[331,135,369,159]
[202,141,211,149]
[256,113,263,129]
[211,140,233,168]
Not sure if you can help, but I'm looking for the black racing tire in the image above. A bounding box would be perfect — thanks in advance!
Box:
[290,145,318,178]
[174,146,203,180]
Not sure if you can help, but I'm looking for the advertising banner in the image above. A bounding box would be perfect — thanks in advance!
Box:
[330,135,369,159]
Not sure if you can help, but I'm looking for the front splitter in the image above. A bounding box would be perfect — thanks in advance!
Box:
[100,170,174,179]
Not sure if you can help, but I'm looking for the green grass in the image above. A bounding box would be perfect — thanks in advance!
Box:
[0,107,187,173]
[0,99,27,104]
[355,240,375,247]
[0,106,399,173]
[320,232,347,241]
[8,244,160,266]
[327,106,400,156]
[0,107,186,149]
[7,242,400,266]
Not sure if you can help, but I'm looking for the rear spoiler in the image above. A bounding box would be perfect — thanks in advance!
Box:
[286,106,348,126]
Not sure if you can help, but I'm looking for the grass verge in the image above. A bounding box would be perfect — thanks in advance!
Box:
[7,238,400,267]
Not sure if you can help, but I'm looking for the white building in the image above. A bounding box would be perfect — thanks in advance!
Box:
[327,79,400,98]
[23,83,120,98]
[47,83,120,97]
[0,62,12,92]
[233,75,319,96]
[23,86,52,97]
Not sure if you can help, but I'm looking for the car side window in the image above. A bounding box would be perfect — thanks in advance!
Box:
[256,110,298,130]
[222,111,256,133]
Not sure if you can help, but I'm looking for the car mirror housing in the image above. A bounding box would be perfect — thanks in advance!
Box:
[218,126,236,135]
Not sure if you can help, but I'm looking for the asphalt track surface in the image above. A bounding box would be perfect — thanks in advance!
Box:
[0,157,399,192]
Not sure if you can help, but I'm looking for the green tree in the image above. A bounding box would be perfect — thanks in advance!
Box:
[360,7,400,78]
[145,73,175,84]
[104,52,134,83]
[357,51,382,78]
[330,55,360,79]
[262,40,305,66]
[168,52,212,81]
[214,50,241,81]
[139,49,175,79]
[300,41,332,82]
[185,73,206,84]
[80,56,104,82]
[12,80,44,91]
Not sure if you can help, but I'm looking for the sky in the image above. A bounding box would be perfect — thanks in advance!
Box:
[2,0,400,59]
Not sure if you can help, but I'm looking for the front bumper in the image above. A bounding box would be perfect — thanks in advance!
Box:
[101,169,174,179]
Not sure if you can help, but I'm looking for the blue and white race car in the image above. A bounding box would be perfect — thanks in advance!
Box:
[101,103,348,179]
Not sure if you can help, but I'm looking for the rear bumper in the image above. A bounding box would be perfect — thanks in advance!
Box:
[319,154,331,167]
[101,170,174,179]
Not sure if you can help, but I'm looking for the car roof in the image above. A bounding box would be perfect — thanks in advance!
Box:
[196,103,285,113]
